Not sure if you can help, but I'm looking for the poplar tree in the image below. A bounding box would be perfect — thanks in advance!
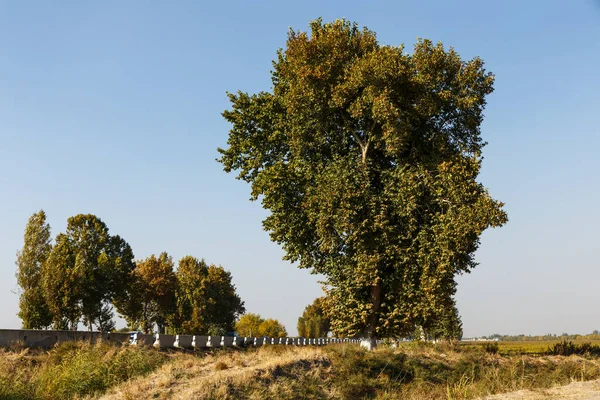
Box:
[15,210,53,329]
[297,297,330,338]
[218,19,507,348]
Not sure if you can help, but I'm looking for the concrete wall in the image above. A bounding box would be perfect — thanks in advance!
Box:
[0,328,360,349]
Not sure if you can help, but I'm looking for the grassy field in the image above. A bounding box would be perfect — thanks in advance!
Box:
[463,340,600,355]
[4,340,600,399]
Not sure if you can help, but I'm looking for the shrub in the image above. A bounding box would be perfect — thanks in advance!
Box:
[483,342,500,354]
[547,340,600,356]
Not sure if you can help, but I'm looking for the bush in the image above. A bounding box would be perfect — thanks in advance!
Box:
[483,342,500,354]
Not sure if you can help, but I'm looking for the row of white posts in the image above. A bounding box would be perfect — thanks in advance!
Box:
[137,333,360,349]
[0,329,362,349]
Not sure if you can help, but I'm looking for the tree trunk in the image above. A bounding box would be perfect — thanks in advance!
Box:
[361,280,382,351]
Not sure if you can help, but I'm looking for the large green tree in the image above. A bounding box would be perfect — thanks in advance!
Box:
[218,19,507,347]
[15,210,53,329]
[297,297,330,338]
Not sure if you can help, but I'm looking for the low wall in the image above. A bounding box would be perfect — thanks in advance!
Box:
[0,329,359,350]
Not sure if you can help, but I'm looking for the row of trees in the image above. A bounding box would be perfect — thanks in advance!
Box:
[16,211,245,334]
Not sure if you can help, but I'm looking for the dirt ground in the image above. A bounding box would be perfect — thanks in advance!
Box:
[481,379,600,400]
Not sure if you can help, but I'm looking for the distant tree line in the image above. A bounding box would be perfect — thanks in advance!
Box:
[485,332,600,342]
[15,210,246,335]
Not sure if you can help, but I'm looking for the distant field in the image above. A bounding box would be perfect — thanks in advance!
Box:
[463,339,600,354]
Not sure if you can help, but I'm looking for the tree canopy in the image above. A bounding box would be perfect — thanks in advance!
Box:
[218,19,507,343]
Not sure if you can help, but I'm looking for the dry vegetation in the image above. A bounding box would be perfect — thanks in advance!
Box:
[89,342,600,399]
[0,341,167,400]
[3,341,600,399]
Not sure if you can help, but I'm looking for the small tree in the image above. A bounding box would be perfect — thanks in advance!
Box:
[16,210,53,329]
[235,313,263,337]
[259,319,287,338]
[428,305,463,342]
[297,297,330,338]
[235,313,287,337]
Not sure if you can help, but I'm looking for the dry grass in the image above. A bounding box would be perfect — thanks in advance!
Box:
[0,340,167,400]
[93,343,600,400]
[95,346,329,400]
[5,341,600,399]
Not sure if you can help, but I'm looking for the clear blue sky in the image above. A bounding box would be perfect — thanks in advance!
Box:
[1,1,599,338]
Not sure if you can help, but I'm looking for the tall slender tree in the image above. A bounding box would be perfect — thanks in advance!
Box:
[42,233,80,329]
[202,264,245,335]
[218,19,507,348]
[297,297,330,338]
[16,210,53,329]
[174,256,209,333]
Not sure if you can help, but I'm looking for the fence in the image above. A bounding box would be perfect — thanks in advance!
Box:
[0,329,360,349]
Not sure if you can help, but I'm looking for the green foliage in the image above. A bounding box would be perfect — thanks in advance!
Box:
[41,233,80,330]
[427,304,463,342]
[235,313,287,337]
[259,318,288,338]
[40,214,136,331]
[218,18,507,340]
[132,252,177,334]
[174,256,245,335]
[297,297,330,338]
[15,210,53,329]
[235,313,263,337]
